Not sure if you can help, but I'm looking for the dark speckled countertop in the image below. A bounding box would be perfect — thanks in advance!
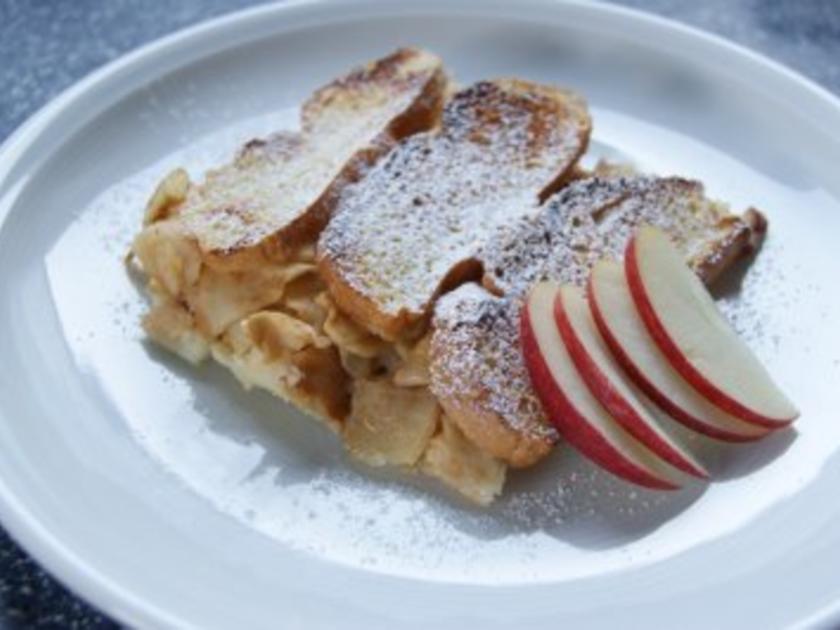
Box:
[1,0,838,627]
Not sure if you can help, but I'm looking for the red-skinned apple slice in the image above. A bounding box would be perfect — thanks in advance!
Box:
[521,281,688,490]
[554,285,708,478]
[589,260,770,442]
[626,226,798,428]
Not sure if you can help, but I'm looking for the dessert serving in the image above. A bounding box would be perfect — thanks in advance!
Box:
[129,48,797,505]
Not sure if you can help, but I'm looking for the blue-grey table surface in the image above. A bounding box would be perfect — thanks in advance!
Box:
[1,0,838,627]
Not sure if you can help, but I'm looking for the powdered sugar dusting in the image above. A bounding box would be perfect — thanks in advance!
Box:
[431,284,556,441]
[319,80,588,321]
[482,175,749,299]
[429,175,761,458]
[175,48,443,257]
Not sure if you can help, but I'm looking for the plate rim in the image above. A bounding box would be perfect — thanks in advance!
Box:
[1,1,840,627]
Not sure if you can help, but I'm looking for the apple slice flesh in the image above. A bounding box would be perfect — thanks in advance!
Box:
[521,281,686,490]
[589,260,770,442]
[555,285,708,478]
[626,226,798,427]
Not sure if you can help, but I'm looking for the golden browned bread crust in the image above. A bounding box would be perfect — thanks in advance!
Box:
[317,79,591,341]
[431,284,559,468]
[430,176,766,467]
[132,48,447,334]
[160,48,447,272]
[481,176,763,296]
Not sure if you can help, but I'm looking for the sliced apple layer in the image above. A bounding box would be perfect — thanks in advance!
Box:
[626,226,798,428]
[554,285,708,478]
[521,281,688,490]
[589,260,770,442]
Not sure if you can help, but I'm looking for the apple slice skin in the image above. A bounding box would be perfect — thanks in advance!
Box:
[553,287,708,479]
[625,232,796,429]
[520,297,680,491]
[586,274,769,443]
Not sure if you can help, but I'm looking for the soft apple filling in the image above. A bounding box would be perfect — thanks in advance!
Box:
[131,170,507,505]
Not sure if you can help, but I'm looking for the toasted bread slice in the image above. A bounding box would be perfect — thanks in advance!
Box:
[482,176,766,297]
[133,48,447,347]
[153,48,447,272]
[318,79,591,341]
[431,283,559,467]
[430,176,766,467]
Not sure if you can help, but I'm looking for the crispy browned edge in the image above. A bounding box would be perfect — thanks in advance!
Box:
[319,256,485,342]
[317,80,592,341]
[201,48,449,272]
[693,207,767,284]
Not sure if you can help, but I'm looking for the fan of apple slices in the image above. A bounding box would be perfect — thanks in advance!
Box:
[521,225,798,490]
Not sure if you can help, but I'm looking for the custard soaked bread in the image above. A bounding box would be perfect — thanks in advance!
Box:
[132,48,447,419]
[145,48,448,272]
[131,48,770,505]
[318,79,591,340]
[132,47,446,340]
[430,175,767,468]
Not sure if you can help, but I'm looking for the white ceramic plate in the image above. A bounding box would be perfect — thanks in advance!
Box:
[2,1,840,628]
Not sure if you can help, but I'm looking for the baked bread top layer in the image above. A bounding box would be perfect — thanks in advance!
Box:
[318,79,591,340]
[161,47,448,271]
[430,175,766,467]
